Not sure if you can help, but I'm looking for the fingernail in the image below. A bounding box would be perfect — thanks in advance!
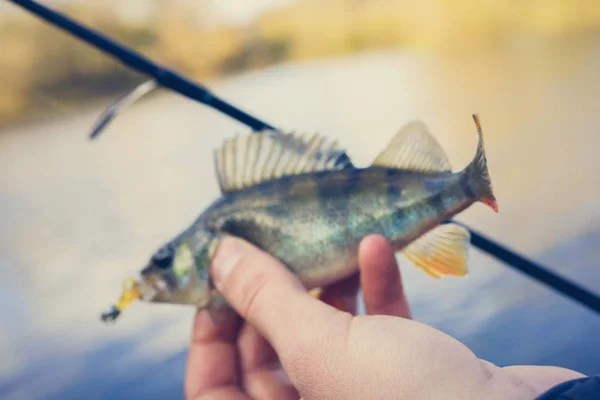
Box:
[211,236,247,290]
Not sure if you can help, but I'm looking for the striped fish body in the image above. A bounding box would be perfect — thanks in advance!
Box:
[101,115,497,323]
[199,166,470,288]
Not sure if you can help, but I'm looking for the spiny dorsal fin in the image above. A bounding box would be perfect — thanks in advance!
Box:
[401,223,470,278]
[372,121,452,173]
[214,130,352,194]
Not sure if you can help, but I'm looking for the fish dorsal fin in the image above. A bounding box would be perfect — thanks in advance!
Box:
[401,223,470,278]
[214,130,352,194]
[372,121,452,173]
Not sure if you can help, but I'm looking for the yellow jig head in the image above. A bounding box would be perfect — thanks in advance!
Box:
[101,278,141,324]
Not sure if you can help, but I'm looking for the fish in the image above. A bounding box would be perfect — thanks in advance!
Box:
[100,114,498,324]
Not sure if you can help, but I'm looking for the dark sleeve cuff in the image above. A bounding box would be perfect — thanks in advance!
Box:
[536,376,600,399]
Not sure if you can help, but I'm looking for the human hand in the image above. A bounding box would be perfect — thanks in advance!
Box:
[184,234,411,399]
[187,234,585,399]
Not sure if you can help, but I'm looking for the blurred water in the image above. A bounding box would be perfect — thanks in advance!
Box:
[1,38,600,398]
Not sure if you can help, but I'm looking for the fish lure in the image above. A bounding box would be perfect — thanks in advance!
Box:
[101,114,497,323]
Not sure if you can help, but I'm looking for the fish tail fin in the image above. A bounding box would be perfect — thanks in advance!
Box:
[463,114,498,213]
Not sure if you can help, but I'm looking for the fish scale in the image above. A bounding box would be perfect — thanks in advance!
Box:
[101,115,498,324]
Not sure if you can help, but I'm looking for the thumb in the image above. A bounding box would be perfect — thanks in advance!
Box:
[210,235,344,353]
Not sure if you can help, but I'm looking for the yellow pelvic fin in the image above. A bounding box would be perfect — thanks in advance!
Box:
[401,223,471,278]
[309,287,323,299]
[372,121,452,173]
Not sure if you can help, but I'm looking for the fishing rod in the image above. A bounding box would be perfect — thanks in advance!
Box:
[8,0,273,134]
[8,0,600,316]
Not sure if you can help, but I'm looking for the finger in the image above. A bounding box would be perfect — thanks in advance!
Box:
[210,235,349,361]
[358,234,412,319]
[238,323,279,372]
[194,386,250,400]
[319,272,359,315]
[185,308,245,399]
[238,324,299,399]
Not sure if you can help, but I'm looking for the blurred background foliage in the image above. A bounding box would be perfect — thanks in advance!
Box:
[1,0,600,127]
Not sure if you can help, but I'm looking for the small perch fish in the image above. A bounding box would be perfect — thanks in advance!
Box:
[101,114,497,324]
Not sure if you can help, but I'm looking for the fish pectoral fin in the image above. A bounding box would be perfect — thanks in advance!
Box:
[401,223,471,278]
[371,121,452,173]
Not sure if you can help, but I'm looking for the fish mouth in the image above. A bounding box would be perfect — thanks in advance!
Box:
[482,195,499,213]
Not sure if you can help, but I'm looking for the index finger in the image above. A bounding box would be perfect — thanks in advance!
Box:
[185,309,246,399]
[359,234,411,319]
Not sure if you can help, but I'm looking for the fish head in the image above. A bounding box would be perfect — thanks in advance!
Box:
[138,238,214,305]
[138,243,179,296]
[101,235,216,324]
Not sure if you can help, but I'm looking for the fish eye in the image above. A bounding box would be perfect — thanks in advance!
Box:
[152,246,173,269]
